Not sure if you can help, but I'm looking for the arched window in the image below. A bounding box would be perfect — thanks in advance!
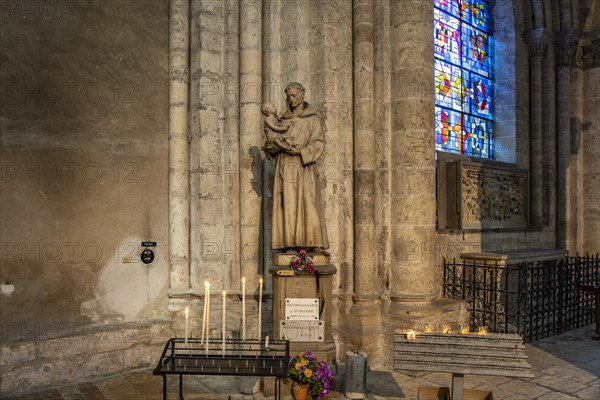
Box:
[434,0,494,159]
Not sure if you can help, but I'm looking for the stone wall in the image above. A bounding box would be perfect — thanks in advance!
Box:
[0,321,172,395]
[0,0,171,394]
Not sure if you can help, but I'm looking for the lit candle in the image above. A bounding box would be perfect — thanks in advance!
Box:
[185,307,189,345]
[222,290,227,355]
[258,277,263,341]
[242,277,246,341]
[441,324,451,334]
[477,326,488,336]
[265,335,269,349]
[406,330,416,341]
[206,282,211,355]
[201,282,208,345]
[424,324,433,333]
[460,326,469,335]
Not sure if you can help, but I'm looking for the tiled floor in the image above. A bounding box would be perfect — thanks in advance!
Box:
[3,325,599,399]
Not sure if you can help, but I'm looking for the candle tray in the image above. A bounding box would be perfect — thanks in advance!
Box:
[153,338,290,377]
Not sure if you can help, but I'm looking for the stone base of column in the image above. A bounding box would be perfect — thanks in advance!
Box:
[338,295,383,366]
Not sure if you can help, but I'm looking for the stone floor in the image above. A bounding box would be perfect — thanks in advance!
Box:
[2,325,599,400]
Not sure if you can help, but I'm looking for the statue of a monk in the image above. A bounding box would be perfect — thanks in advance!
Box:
[263,82,329,253]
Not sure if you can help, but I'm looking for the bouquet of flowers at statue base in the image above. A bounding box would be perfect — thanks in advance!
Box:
[287,350,334,399]
[290,249,315,273]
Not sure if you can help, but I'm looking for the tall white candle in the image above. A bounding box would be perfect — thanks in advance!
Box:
[242,277,246,341]
[201,282,208,344]
[258,277,263,341]
[222,290,227,355]
[206,282,211,355]
[185,306,189,345]
[265,334,269,349]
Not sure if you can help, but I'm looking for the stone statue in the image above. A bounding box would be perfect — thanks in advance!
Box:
[263,82,329,253]
[261,102,297,153]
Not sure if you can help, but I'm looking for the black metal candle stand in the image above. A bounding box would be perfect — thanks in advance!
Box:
[153,338,290,400]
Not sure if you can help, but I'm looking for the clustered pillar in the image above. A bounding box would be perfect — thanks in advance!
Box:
[389,0,438,314]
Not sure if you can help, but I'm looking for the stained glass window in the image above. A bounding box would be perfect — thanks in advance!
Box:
[434,0,493,159]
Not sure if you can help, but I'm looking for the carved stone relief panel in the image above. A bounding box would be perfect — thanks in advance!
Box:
[444,160,528,230]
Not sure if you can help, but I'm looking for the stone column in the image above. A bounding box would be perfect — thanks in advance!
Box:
[542,33,557,231]
[353,0,379,311]
[555,33,577,251]
[374,0,392,301]
[528,29,548,228]
[571,63,584,253]
[239,0,263,285]
[388,0,437,313]
[168,0,190,294]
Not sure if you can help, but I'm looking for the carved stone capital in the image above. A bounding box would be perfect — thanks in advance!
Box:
[555,30,580,67]
[527,28,551,59]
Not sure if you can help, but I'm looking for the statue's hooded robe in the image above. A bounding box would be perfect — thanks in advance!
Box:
[271,102,329,250]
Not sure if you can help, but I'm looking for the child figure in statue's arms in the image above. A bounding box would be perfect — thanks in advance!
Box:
[261,102,298,154]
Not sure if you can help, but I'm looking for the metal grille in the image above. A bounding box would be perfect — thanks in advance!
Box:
[443,253,599,342]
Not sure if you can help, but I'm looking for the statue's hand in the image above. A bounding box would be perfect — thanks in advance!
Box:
[286,147,301,156]
[262,143,280,156]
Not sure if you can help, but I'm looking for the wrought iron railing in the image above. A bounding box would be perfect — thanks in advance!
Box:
[443,253,600,342]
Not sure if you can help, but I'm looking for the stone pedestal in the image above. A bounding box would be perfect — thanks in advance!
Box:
[269,254,337,365]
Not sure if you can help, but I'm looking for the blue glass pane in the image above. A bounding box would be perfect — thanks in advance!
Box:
[435,60,464,110]
[466,73,493,118]
[462,0,490,32]
[462,25,492,77]
[463,115,492,158]
[434,8,461,65]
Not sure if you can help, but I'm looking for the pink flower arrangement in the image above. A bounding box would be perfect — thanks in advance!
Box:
[290,249,315,273]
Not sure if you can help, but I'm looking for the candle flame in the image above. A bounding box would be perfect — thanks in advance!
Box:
[406,330,416,341]
[223,290,226,297]
[259,278,263,285]
[424,324,433,333]
[242,277,245,284]
[185,307,189,316]
[460,326,469,335]
[477,326,488,336]
[441,324,451,334]
[205,281,209,288]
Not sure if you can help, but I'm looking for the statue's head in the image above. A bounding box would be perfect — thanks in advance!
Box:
[261,102,277,116]
[284,82,305,109]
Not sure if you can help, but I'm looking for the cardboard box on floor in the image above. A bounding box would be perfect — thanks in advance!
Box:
[418,386,494,400]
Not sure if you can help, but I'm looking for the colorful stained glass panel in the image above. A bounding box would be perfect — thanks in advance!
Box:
[435,60,464,110]
[461,0,490,31]
[462,25,492,77]
[434,8,461,65]
[466,73,493,118]
[434,0,493,159]
[463,115,492,158]
[435,0,460,15]
[435,107,463,154]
